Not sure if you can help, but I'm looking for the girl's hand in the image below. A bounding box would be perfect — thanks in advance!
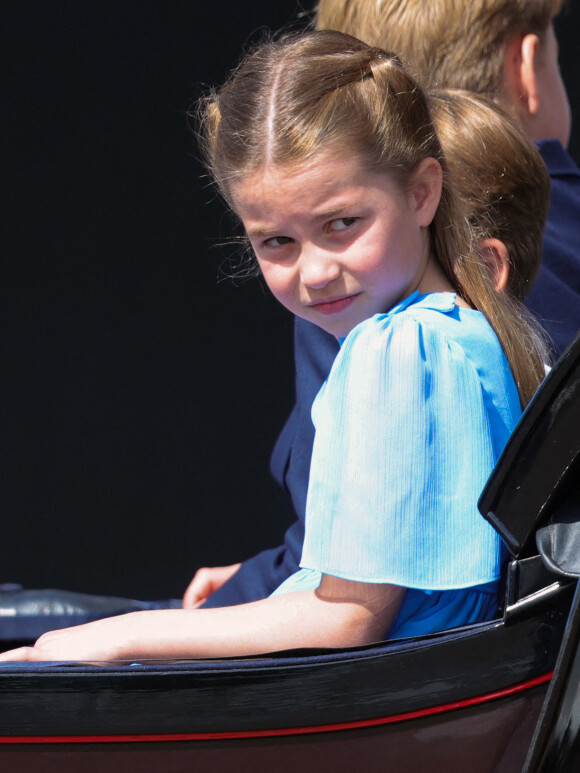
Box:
[183,563,242,608]
[0,614,142,662]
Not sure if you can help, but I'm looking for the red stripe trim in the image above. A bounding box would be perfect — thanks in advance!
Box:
[0,671,552,745]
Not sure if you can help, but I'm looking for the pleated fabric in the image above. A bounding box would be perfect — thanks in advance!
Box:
[273,292,521,608]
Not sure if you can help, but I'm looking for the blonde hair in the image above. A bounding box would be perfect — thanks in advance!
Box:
[199,30,546,405]
[314,0,562,97]
[430,89,551,301]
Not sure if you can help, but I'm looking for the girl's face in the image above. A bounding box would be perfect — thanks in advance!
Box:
[230,151,448,339]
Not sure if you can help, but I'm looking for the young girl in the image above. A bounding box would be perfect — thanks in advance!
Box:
[184,87,552,610]
[0,30,547,662]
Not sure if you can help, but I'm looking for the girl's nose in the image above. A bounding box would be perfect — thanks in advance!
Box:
[299,248,341,289]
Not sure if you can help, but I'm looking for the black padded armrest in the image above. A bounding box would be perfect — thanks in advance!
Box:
[479,330,580,558]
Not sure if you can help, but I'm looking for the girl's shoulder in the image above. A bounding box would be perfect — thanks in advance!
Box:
[341,291,494,362]
[335,291,515,399]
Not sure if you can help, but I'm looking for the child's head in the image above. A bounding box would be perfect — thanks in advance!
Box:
[314,0,570,146]
[202,32,439,197]
[429,89,551,302]
[201,31,471,304]
[200,30,547,404]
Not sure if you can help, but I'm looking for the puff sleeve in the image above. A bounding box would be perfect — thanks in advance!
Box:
[300,310,503,590]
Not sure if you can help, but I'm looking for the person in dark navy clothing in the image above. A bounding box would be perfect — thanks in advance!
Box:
[527,139,580,357]
[195,319,337,607]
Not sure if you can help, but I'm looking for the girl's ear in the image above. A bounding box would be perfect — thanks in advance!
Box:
[477,237,510,293]
[409,157,442,228]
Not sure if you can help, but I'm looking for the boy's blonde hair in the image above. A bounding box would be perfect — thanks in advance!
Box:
[200,30,547,404]
[314,0,562,97]
[430,89,551,301]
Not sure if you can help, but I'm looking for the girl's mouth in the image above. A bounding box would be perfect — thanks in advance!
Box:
[310,294,359,315]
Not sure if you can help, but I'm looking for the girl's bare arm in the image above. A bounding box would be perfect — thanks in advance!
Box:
[0,575,405,662]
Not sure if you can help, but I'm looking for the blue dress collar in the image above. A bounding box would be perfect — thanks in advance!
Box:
[390,290,457,315]
[338,291,458,345]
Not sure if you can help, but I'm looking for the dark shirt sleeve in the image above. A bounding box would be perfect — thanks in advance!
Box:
[526,140,580,358]
[202,318,339,606]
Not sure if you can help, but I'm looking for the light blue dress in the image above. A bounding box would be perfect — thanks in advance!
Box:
[271,292,522,639]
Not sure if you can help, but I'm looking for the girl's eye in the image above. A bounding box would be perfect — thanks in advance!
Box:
[263,235,293,248]
[329,217,358,232]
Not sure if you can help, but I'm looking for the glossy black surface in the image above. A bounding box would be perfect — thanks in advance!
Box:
[479,331,580,557]
[0,689,549,773]
[524,578,580,772]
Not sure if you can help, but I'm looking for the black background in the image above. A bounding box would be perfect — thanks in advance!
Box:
[2,1,579,600]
